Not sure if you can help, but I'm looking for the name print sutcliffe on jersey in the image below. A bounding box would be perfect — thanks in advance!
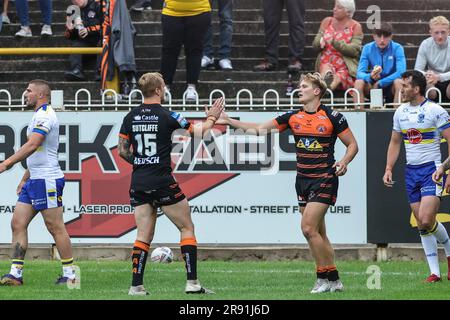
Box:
[132,124,159,132]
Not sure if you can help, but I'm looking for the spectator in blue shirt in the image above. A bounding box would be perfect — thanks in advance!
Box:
[354,23,406,108]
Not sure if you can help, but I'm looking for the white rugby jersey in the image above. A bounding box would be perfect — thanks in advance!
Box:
[393,99,450,165]
[26,104,64,179]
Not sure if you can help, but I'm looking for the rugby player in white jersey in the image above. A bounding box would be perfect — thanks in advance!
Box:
[383,70,450,282]
[0,80,76,286]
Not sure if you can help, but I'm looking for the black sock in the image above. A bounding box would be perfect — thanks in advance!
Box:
[181,238,198,281]
[327,266,339,281]
[131,240,149,286]
[316,266,328,279]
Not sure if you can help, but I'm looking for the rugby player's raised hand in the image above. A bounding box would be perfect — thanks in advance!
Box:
[217,110,230,125]
[204,97,224,122]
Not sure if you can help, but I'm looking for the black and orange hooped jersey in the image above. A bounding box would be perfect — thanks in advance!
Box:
[273,105,349,178]
[119,103,192,191]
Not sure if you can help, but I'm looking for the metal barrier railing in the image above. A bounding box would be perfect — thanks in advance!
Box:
[262,89,279,111]
[101,89,119,105]
[2,87,450,111]
[128,89,144,105]
[343,88,360,110]
[75,89,92,107]
[236,89,254,111]
[209,89,226,107]
[182,88,199,109]
[0,89,11,106]
[426,87,442,104]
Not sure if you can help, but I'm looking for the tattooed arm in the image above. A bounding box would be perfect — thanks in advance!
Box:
[442,157,450,172]
[118,137,134,165]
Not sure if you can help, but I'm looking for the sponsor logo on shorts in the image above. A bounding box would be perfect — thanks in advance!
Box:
[421,185,437,193]
[31,198,47,206]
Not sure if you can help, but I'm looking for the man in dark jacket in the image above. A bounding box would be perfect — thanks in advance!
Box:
[64,0,103,81]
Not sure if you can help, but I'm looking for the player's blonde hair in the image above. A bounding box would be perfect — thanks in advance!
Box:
[138,72,165,98]
[300,72,328,98]
[429,16,450,28]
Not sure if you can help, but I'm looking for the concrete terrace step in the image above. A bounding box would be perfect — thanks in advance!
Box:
[6,8,450,23]
[0,56,418,73]
[0,70,312,86]
[0,21,434,35]
[0,43,422,60]
[35,0,450,11]
[1,70,298,82]
[0,33,430,47]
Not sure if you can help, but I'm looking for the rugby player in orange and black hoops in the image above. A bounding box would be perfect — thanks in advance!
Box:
[118,72,224,295]
[218,72,358,294]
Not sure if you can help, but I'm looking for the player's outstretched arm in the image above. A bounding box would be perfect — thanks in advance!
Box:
[215,109,278,135]
[118,136,134,165]
[333,128,359,176]
[383,131,402,187]
[191,97,225,138]
[0,133,45,174]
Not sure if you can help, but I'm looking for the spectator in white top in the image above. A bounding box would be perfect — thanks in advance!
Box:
[414,16,450,102]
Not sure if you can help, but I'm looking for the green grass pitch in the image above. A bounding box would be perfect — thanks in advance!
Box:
[0,260,448,300]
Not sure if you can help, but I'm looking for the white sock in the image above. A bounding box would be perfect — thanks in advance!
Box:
[62,258,76,280]
[420,230,440,276]
[63,266,75,280]
[9,260,24,278]
[433,222,450,257]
